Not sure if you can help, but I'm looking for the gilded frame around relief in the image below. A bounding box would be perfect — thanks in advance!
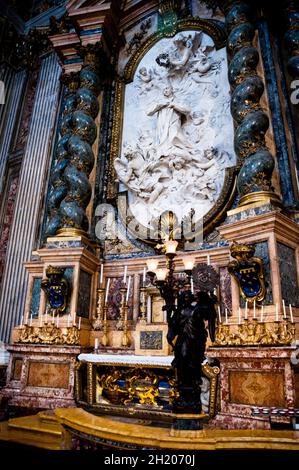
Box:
[107,18,237,245]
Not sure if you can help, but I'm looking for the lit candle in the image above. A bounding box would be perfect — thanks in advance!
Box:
[245,301,248,320]
[207,254,211,265]
[73,311,76,326]
[164,239,178,254]
[156,269,167,281]
[100,264,104,286]
[30,313,33,327]
[225,308,228,324]
[143,267,146,284]
[238,307,241,324]
[52,309,55,324]
[146,259,159,273]
[56,315,59,328]
[78,317,81,330]
[289,304,294,323]
[253,300,256,319]
[282,299,286,319]
[39,314,42,327]
[123,265,127,284]
[218,306,221,323]
[126,276,131,303]
[261,305,264,323]
[25,311,29,325]
[95,338,99,350]
[183,257,195,270]
[275,303,279,322]
[191,278,194,294]
[105,278,111,304]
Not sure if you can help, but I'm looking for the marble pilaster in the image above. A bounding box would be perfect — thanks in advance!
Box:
[0,54,61,342]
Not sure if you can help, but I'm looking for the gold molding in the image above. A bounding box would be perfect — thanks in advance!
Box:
[214,319,295,347]
[16,325,80,345]
[107,79,125,200]
[239,191,282,207]
[55,408,299,450]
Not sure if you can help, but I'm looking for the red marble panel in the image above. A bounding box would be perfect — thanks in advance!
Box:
[12,358,23,381]
[229,370,286,407]
[27,362,70,389]
[0,174,19,284]
[14,70,38,151]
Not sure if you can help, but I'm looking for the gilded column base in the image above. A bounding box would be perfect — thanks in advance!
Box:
[238,191,281,208]
[47,228,98,249]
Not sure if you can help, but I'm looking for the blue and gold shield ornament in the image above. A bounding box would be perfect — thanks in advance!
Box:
[41,265,68,314]
[228,242,266,303]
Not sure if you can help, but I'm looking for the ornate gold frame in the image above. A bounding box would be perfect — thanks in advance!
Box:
[75,359,220,418]
[107,18,236,246]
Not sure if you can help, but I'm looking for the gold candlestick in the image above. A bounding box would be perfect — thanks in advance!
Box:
[116,286,127,330]
[139,286,147,323]
[122,304,130,347]
[93,287,105,330]
[101,305,108,347]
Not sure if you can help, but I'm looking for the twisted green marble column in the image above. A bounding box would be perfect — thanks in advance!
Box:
[46,45,101,237]
[222,0,281,207]
[46,73,80,236]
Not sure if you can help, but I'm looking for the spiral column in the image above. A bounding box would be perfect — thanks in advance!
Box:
[46,73,80,236]
[46,45,101,237]
[222,0,281,207]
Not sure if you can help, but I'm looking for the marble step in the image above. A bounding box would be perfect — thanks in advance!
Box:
[0,413,62,449]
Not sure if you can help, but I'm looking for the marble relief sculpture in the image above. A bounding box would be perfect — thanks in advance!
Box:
[115,31,236,228]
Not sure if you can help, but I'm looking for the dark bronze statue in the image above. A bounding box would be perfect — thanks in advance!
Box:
[167,290,216,413]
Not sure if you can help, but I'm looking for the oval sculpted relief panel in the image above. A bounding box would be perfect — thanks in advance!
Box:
[114,30,236,231]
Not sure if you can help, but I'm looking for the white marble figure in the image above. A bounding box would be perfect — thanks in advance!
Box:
[115,30,236,228]
[146,85,194,160]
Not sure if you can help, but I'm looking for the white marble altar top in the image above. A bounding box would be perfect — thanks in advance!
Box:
[78,353,174,368]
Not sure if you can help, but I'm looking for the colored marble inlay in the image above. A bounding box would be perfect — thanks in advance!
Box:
[229,370,285,407]
[140,331,163,350]
[63,267,73,315]
[219,267,232,315]
[12,358,23,381]
[106,277,133,321]
[0,174,19,285]
[14,70,38,151]
[77,270,92,318]
[30,277,42,318]
[277,243,299,307]
[27,362,70,389]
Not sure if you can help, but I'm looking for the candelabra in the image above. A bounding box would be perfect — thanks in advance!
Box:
[92,287,105,330]
[145,239,196,325]
[139,286,148,323]
[101,305,108,347]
